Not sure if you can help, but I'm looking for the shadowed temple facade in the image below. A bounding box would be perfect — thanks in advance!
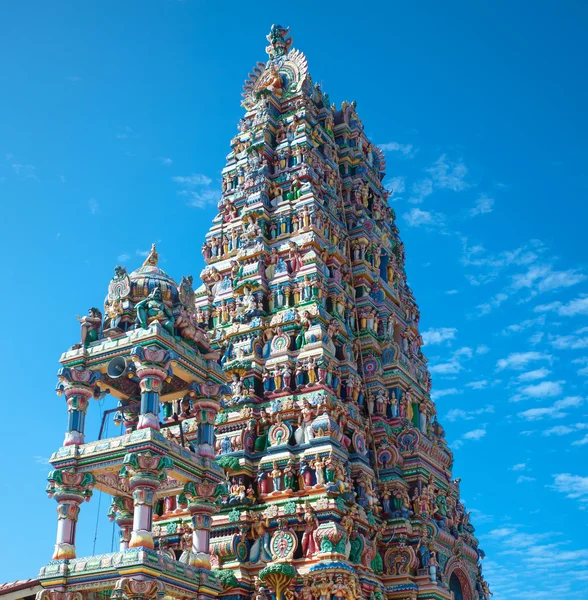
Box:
[1,25,491,600]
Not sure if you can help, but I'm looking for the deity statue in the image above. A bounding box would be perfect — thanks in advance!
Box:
[135,287,175,335]
[271,461,282,492]
[299,503,319,557]
[76,307,102,347]
[295,310,312,349]
[283,459,296,491]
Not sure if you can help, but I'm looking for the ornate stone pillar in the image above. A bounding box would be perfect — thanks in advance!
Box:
[184,481,219,569]
[56,367,101,446]
[193,398,221,458]
[130,345,176,431]
[108,496,135,551]
[46,468,95,560]
[121,451,173,549]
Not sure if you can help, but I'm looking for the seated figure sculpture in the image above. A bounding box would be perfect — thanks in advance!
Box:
[135,287,175,335]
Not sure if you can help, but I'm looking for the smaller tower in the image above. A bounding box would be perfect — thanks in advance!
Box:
[40,248,227,600]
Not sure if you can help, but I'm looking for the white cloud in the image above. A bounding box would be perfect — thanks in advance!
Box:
[429,362,462,375]
[518,367,551,382]
[476,292,509,315]
[469,194,494,217]
[431,388,460,401]
[518,396,583,421]
[88,198,99,215]
[544,424,588,437]
[519,380,564,398]
[402,207,445,228]
[518,407,566,421]
[511,463,527,471]
[172,173,217,208]
[379,142,415,157]
[496,351,552,371]
[501,315,546,336]
[572,435,588,446]
[117,253,130,262]
[172,173,212,186]
[535,295,588,317]
[476,344,490,355]
[463,427,486,440]
[550,473,588,504]
[466,380,488,389]
[573,357,588,376]
[550,330,588,350]
[516,475,536,484]
[445,404,494,421]
[544,425,575,436]
[408,178,433,204]
[159,157,173,165]
[385,176,406,195]
[511,265,586,295]
[426,154,470,191]
[421,327,457,345]
[445,289,459,295]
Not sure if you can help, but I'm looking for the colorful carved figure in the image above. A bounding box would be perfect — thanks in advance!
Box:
[76,308,102,347]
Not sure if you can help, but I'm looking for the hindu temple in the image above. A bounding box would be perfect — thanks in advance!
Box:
[0,25,491,600]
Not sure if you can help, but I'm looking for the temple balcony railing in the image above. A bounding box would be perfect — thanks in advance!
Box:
[49,426,224,500]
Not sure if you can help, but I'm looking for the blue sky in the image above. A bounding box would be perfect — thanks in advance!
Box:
[1,2,587,597]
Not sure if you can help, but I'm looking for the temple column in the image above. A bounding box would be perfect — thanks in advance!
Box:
[121,451,173,549]
[108,496,135,551]
[56,367,101,446]
[192,398,220,458]
[46,468,95,560]
[184,481,219,569]
[130,345,176,431]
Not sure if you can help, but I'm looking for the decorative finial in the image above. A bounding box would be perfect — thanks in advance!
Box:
[265,24,292,59]
[142,243,158,267]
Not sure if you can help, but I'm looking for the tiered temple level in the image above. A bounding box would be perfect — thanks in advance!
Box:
[34,24,491,600]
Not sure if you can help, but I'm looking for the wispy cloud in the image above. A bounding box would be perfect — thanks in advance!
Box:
[517,367,551,382]
[172,173,218,208]
[431,387,461,401]
[550,328,588,350]
[158,157,173,166]
[501,315,546,336]
[516,475,536,484]
[385,175,406,196]
[402,207,446,228]
[469,193,494,217]
[535,295,588,317]
[88,198,99,215]
[496,351,552,371]
[427,154,470,191]
[445,404,494,422]
[378,141,415,157]
[518,396,583,421]
[421,327,457,345]
[550,473,588,506]
[116,125,133,140]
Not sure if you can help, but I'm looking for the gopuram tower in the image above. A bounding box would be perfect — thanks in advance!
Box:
[28,24,492,600]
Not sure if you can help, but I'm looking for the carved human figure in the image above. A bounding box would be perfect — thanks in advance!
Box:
[76,308,102,347]
[135,287,175,335]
